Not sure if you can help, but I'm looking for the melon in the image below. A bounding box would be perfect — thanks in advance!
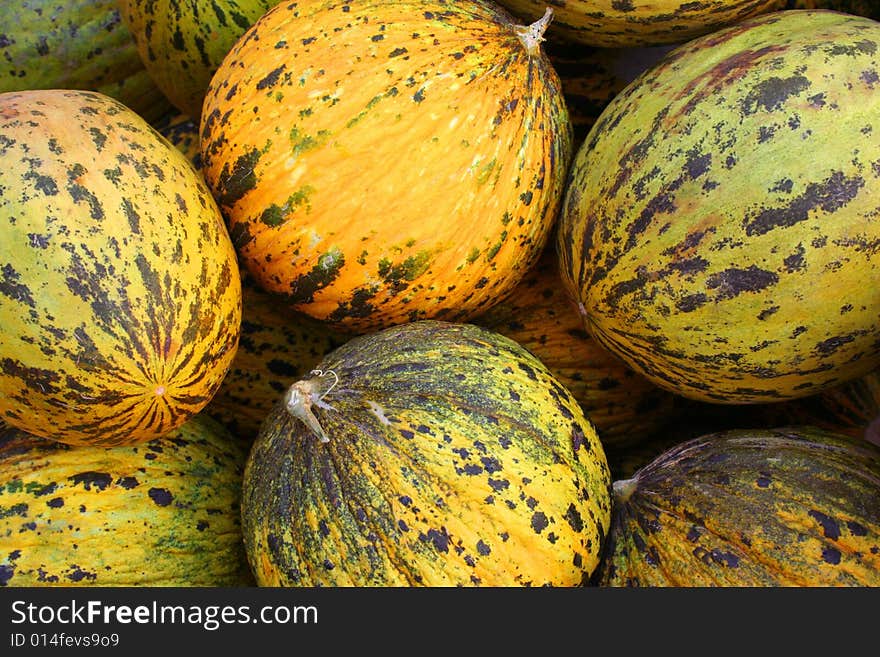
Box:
[596,427,880,586]
[118,0,280,119]
[494,0,786,47]
[242,320,611,586]
[153,110,202,168]
[199,1,572,333]
[0,0,173,122]
[0,89,241,446]
[0,414,253,587]
[558,10,880,404]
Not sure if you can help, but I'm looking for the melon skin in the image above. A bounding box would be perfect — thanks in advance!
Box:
[199,0,573,334]
[472,244,680,450]
[153,111,202,168]
[558,10,880,405]
[494,1,786,47]
[0,89,242,447]
[242,320,612,587]
[0,415,253,587]
[118,0,280,119]
[0,0,173,123]
[596,427,880,586]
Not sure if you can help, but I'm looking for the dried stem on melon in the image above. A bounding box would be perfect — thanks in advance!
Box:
[515,7,553,56]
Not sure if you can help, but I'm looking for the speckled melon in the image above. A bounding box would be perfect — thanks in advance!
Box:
[199,1,572,333]
[596,427,880,586]
[472,243,679,450]
[242,320,612,586]
[558,10,880,405]
[204,276,348,442]
[0,89,242,446]
[494,0,786,47]
[118,0,280,119]
[153,110,202,168]
[0,0,173,123]
[0,414,253,587]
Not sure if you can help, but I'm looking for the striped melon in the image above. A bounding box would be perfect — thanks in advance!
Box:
[0,0,173,123]
[242,320,611,586]
[119,0,280,119]
[596,427,880,586]
[199,1,572,333]
[0,89,241,446]
[0,414,253,587]
[558,10,880,404]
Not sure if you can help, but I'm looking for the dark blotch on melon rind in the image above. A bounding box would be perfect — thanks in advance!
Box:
[287,249,346,305]
[745,171,864,237]
[215,147,261,209]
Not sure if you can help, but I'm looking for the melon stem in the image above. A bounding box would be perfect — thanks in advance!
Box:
[284,377,331,443]
[612,477,638,504]
[515,7,553,56]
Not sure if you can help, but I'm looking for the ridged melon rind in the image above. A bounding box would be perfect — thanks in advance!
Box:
[243,320,612,586]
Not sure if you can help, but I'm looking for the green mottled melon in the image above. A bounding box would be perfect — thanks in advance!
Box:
[204,276,348,442]
[596,427,880,586]
[243,320,612,586]
[119,0,280,119]
[558,10,880,405]
[494,0,786,47]
[0,0,173,123]
[0,89,242,446]
[0,414,253,587]
[472,243,680,450]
